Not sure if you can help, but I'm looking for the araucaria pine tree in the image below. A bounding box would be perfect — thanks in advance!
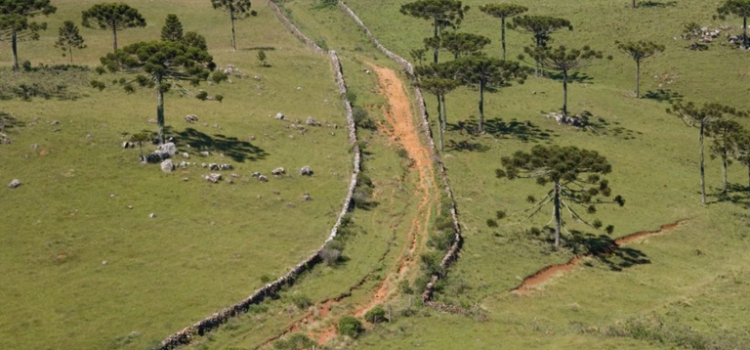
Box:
[440,32,491,59]
[732,132,750,216]
[616,40,665,98]
[449,56,528,133]
[82,3,146,52]
[100,41,219,143]
[496,145,625,248]
[708,119,744,194]
[509,15,572,76]
[668,102,748,205]
[400,0,470,64]
[415,63,461,151]
[54,21,86,63]
[527,45,609,117]
[0,0,57,72]
[211,0,257,52]
[717,0,750,50]
[479,3,527,61]
[161,14,183,42]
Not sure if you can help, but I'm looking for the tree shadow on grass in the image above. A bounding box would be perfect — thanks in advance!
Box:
[707,183,750,207]
[547,71,594,84]
[0,112,25,131]
[568,231,651,271]
[643,89,683,103]
[637,1,677,8]
[449,118,555,142]
[579,114,641,139]
[447,139,490,153]
[172,127,267,162]
[243,46,277,51]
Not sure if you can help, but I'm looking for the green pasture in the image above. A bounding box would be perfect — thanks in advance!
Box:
[0,1,354,350]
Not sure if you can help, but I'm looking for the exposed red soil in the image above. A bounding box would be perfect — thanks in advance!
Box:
[512,220,689,296]
[257,64,437,349]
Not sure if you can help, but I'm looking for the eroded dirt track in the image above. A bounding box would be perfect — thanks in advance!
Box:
[258,65,438,348]
[512,220,689,296]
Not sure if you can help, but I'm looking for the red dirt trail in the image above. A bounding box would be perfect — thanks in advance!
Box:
[257,64,437,348]
[512,220,689,296]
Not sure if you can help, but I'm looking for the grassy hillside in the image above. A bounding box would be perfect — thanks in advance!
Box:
[274,0,750,349]
[0,1,354,350]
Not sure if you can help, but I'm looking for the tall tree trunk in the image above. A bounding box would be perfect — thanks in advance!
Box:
[744,16,748,50]
[554,181,562,248]
[632,0,637,8]
[441,94,448,132]
[157,75,165,144]
[562,70,568,117]
[501,17,507,61]
[700,122,706,205]
[433,17,439,64]
[478,80,485,133]
[11,30,18,73]
[722,154,728,194]
[436,94,443,152]
[747,166,750,217]
[69,47,74,64]
[534,36,541,77]
[231,9,237,52]
[112,24,118,52]
[635,59,641,98]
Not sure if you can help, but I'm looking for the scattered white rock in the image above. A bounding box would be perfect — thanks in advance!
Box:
[271,167,285,176]
[149,213,156,218]
[204,173,222,183]
[7,179,21,188]
[299,166,313,176]
[50,120,59,125]
[185,114,199,123]
[161,159,175,173]
[275,112,286,120]
[181,152,190,159]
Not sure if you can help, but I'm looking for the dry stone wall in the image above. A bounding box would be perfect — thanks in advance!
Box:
[155,2,360,349]
[338,1,463,304]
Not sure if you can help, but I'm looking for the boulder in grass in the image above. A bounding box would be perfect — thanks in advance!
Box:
[299,166,313,176]
[185,114,199,123]
[161,160,175,173]
[204,173,222,183]
[7,179,21,188]
[275,112,285,120]
[271,167,285,176]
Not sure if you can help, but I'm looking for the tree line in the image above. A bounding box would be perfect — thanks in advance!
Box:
[401,0,750,249]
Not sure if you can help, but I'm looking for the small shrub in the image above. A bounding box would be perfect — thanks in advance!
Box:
[399,280,413,295]
[258,50,268,67]
[338,316,363,338]
[247,304,268,314]
[215,94,224,103]
[212,71,228,83]
[319,239,344,266]
[486,219,498,228]
[345,90,358,105]
[353,106,375,130]
[273,334,314,350]
[396,148,409,159]
[195,91,208,101]
[289,294,312,309]
[365,305,387,324]
[260,274,272,283]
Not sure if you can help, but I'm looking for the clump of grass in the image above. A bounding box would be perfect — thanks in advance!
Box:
[273,333,314,350]
[364,305,387,324]
[338,316,363,338]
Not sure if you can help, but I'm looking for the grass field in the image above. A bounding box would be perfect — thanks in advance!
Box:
[278,0,750,349]
[4,0,750,350]
[0,1,355,350]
